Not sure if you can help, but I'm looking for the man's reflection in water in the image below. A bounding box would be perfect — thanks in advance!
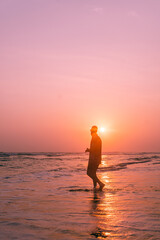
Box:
[90,191,111,239]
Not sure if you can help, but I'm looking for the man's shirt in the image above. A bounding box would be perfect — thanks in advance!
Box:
[89,133,102,165]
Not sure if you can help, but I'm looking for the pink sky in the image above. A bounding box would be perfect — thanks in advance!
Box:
[1,0,160,152]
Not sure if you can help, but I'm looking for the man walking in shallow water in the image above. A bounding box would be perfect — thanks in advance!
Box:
[85,126,105,191]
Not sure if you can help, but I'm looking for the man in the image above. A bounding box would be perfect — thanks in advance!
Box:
[85,125,105,191]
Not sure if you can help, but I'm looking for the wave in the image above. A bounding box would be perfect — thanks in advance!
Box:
[100,159,152,172]
[0,153,11,157]
[0,152,82,158]
[1,152,160,158]
[128,155,159,161]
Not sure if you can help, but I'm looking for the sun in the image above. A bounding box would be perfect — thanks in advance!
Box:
[99,127,106,133]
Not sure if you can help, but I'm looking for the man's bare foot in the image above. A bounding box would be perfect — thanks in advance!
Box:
[99,183,105,191]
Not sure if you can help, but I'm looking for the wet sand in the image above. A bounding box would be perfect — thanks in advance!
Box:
[0,152,160,239]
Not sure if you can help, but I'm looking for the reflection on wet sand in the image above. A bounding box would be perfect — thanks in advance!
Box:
[90,170,115,239]
[90,170,122,239]
[90,190,108,238]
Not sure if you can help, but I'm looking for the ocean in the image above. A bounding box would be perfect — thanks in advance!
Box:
[0,152,160,240]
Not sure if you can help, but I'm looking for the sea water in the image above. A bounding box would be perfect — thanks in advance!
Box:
[0,152,160,239]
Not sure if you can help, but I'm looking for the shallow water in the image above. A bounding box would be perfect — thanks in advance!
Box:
[0,152,160,239]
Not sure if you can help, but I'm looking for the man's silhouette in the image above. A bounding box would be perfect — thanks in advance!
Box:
[85,126,105,191]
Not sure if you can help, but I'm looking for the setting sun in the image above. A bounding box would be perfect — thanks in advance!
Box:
[99,127,106,133]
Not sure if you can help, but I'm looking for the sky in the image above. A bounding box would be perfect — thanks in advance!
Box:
[1,0,160,152]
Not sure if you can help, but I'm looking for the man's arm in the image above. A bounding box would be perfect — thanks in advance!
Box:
[85,148,90,153]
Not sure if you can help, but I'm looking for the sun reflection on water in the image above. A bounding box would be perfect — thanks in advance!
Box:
[89,170,121,239]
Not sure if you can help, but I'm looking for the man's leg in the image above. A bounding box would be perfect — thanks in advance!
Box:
[87,165,97,188]
[89,165,102,188]
[92,166,105,191]
[92,165,99,188]
[93,179,97,189]
[87,164,105,190]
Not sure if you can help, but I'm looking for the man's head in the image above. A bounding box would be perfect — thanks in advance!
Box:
[90,125,98,135]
